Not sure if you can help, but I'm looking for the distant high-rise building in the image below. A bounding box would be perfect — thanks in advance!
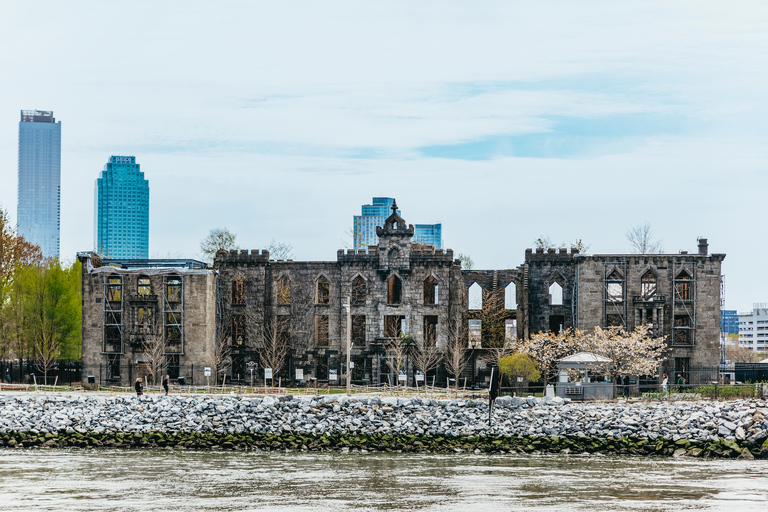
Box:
[94,156,149,258]
[353,197,442,249]
[721,309,739,336]
[738,303,768,354]
[17,110,61,258]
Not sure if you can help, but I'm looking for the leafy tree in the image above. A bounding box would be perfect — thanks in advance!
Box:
[519,328,580,387]
[499,353,541,392]
[457,253,474,270]
[626,223,664,254]
[21,260,81,384]
[200,227,239,263]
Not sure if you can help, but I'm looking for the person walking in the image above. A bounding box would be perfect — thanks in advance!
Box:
[5,369,11,384]
[135,377,143,397]
[676,373,684,392]
[661,374,668,394]
[163,375,170,396]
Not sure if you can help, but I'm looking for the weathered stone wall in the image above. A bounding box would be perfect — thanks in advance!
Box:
[78,254,216,386]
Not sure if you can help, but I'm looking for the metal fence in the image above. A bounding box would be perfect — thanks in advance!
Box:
[0,360,82,386]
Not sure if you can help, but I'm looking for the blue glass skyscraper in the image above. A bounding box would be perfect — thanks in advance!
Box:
[94,156,149,258]
[17,110,61,258]
[353,197,442,249]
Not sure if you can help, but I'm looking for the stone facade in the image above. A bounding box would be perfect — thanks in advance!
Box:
[520,239,725,383]
[78,253,216,386]
[216,203,467,385]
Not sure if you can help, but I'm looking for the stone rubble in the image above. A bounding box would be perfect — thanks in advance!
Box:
[1,393,767,446]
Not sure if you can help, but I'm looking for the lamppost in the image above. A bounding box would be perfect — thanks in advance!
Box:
[344,296,352,396]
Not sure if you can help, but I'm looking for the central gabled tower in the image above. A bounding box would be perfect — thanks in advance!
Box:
[375,200,414,273]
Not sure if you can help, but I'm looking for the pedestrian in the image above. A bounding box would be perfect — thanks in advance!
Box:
[5,369,10,384]
[676,373,684,392]
[135,377,143,397]
[623,375,630,398]
[661,374,668,394]
[163,374,170,396]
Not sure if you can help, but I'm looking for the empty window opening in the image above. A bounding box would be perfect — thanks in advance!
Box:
[315,316,329,347]
[424,275,438,305]
[605,314,623,328]
[641,273,657,300]
[468,282,482,310]
[384,315,405,338]
[232,277,244,305]
[138,277,151,296]
[675,271,692,301]
[107,276,122,302]
[136,307,153,333]
[351,276,366,305]
[549,282,563,306]
[549,314,565,333]
[352,315,366,346]
[277,276,291,305]
[165,325,182,346]
[424,315,438,347]
[104,325,122,352]
[166,355,180,380]
[468,319,482,347]
[674,315,692,345]
[505,319,517,341]
[505,282,516,310]
[606,271,623,302]
[165,277,182,303]
[388,275,402,305]
[316,276,330,304]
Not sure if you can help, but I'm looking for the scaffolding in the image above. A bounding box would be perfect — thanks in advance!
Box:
[102,275,123,354]
[672,260,696,346]
[163,275,184,356]
[602,261,627,328]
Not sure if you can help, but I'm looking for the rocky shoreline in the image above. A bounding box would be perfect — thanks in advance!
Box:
[1,394,767,459]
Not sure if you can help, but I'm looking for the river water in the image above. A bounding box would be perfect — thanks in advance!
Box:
[1,449,767,511]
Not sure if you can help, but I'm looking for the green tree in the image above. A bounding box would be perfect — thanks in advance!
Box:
[499,353,541,392]
[200,227,239,264]
[457,253,474,270]
[22,260,81,384]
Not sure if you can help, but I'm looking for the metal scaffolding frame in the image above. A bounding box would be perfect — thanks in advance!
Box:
[163,275,184,356]
[102,274,124,355]
[602,261,627,328]
[672,260,696,346]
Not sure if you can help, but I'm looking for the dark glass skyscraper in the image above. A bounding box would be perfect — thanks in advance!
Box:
[94,156,149,258]
[17,110,61,258]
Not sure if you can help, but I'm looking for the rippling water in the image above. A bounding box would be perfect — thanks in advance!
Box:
[1,448,767,511]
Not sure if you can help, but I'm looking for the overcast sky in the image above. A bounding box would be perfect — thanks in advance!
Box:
[1,1,766,312]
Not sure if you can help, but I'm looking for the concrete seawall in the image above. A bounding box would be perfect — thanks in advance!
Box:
[1,394,767,458]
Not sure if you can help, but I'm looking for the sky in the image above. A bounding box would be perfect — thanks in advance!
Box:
[0,1,766,312]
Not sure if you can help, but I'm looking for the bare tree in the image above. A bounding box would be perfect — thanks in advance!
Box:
[140,326,167,388]
[411,323,442,392]
[385,334,409,391]
[266,239,294,261]
[626,223,664,254]
[208,328,232,385]
[444,316,469,396]
[258,313,290,384]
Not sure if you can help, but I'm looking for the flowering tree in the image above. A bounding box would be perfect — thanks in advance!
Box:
[577,325,668,384]
[519,329,581,387]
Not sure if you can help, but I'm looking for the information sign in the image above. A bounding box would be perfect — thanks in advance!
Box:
[264,368,273,380]
[204,367,212,377]
[329,369,338,381]
[398,370,407,382]
[415,370,424,382]
[295,369,304,380]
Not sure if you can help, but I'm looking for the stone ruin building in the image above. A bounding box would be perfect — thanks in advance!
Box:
[78,202,725,388]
